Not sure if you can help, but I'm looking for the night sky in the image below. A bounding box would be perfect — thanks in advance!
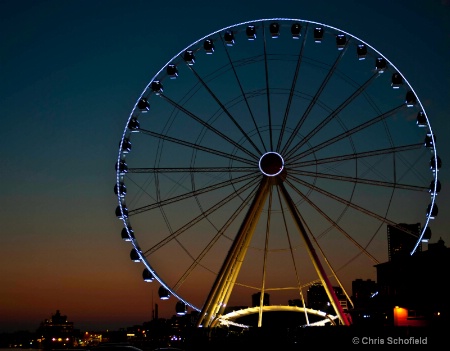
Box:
[1,0,449,333]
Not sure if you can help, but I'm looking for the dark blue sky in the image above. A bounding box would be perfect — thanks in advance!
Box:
[1,0,449,333]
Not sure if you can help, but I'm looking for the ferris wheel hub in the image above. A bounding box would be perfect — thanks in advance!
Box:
[259,152,285,176]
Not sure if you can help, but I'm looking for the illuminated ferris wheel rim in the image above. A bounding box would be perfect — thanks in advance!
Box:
[115,17,440,321]
[120,17,439,252]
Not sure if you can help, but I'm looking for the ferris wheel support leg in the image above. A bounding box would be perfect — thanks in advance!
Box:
[196,176,271,328]
[279,182,351,326]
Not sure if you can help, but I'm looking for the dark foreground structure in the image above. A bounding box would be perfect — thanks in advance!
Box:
[2,324,448,350]
[183,324,447,350]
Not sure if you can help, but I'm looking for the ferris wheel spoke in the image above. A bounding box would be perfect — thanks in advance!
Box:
[284,179,380,264]
[283,185,355,307]
[143,176,261,256]
[220,36,267,153]
[276,23,308,153]
[396,148,432,184]
[290,143,423,168]
[184,56,264,157]
[287,103,406,163]
[173,184,260,291]
[285,72,382,160]
[160,93,259,161]
[128,171,260,216]
[278,181,351,326]
[138,127,256,166]
[274,186,309,315]
[256,185,273,327]
[128,166,257,173]
[289,169,428,192]
[261,23,274,151]
[281,42,349,155]
[287,173,420,238]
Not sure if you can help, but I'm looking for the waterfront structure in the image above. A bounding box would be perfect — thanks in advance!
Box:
[36,310,79,349]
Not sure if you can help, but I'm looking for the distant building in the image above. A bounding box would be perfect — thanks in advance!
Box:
[306,283,348,312]
[348,279,380,326]
[387,223,421,261]
[251,292,270,307]
[288,299,303,307]
[307,283,327,311]
[352,278,377,308]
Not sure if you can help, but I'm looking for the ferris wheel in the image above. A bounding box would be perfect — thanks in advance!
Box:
[114,18,440,328]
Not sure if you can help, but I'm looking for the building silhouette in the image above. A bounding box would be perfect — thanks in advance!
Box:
[387,223,422,261]
[306,283,348,313]
[352,278,377,308]
[375,238,449,326]
[349,279,379,325]
[251,292,270,307]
